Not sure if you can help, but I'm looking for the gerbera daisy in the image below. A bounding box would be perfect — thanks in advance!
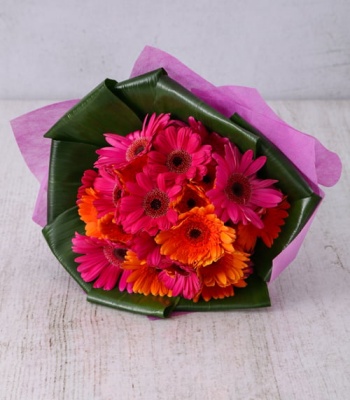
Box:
[188,117,229,157]
[118,171,181,236]
[207,143,283,229]
[130,231,162,267]
[93,168,124,218]
[123,251,170,297]
[77,169,98,199]
[77,187,101,238]
[175,183,210,214]
[155,205,236,267]
[98,212,132,243]
[236,197,290,251]
[198,251,250,288]
[72,233,129,291]
[147,125,212,184]
[95,113,170,169]
[158,260,201,299]
[196,160,217,191]
[194,284,235,302]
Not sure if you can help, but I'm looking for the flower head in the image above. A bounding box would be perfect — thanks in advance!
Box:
[118,171,181,235]
[123,251,170,297]
[155,205,236,267]
[95,113,171,169]
[158,260,201,299]
[147,125,211,184]
[72,233,129,291]
[207,143,283,228]
[175,183,210,214]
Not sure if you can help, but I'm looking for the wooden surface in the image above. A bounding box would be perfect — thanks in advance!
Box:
[0,100,349,400]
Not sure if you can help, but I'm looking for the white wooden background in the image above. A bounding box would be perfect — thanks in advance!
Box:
[0,100,349,399]
[1,0,350,100]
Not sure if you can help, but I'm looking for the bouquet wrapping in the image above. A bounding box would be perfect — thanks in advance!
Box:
[11,47,341,317]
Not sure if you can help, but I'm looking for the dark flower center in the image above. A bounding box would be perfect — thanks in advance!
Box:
[225,173,251,204]
[189,228,202,239]
[187,198,196,209]
[103,245,127,267]
[112,185,122,206]
[202,174,211,184]
[166,149,192,174]
[166,263,190,278]
[126,138,148,161]
[143,189,170,218]
[150,198,162,210]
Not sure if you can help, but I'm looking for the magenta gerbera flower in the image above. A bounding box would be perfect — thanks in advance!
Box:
[130,231,162,267]
[95,113,171,169]
[188,117,229,157]
[72,233,130,291]
[207,143,283,228]
[147,125,212,184]
[77,169,98,199]
[118,171,182,236]
[93,167,124,218]
[158,260,201,300]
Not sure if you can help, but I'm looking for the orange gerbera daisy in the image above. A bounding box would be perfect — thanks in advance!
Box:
[77,187,101,238]
[194,283,235,302]
[155,205,236,267]
[123,251,170,297]
[98,212,132,243]
[236,197,290,252]
[175,183,210,214]
[199,251,250,287]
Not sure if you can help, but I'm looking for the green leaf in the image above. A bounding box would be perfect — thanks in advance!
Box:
[42,206,92,293]
[115,70,260,152]
[177,274,270,311]
[87,289,180,318]
[45,80,142,147]
[47,140,99,223]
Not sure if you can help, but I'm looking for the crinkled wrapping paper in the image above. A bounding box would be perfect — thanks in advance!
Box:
[12,47,341,285]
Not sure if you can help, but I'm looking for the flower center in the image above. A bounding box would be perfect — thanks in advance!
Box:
[126,138,149,161]
[166,263,190,277]
[103,245,127,267]
[225,174,251,204]
[202,174,212,184]
[143,189,170,218]
[166,149,192,173]
[112,185,122,207]
[189,228,202,239]
[187,198,196,209]
[185,221,209,245]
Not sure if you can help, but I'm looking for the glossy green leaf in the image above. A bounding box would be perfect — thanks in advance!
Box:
[45,80,142,146]
[47,140,99,223]
[177,274,270,311]
[42,206,92,293]
[87,289,180,318]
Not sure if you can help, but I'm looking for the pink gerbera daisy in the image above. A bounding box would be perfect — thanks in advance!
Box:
[118,171,182,236]
[207,143,283,228]
[147,125,212,184]
[93,167,124,218]
[72,233,131,291]
[77,169,98,199]
[158,260,201,300]
[130,231,162,267]
[95,113,171,169]
[188,117,229,157]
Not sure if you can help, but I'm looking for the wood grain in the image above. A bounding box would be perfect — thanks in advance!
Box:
[0,100,349,400]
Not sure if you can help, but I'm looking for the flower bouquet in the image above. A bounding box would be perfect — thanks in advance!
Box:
[11,47,341,317]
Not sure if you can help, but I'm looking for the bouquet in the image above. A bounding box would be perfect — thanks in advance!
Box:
[11,47,341,317]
